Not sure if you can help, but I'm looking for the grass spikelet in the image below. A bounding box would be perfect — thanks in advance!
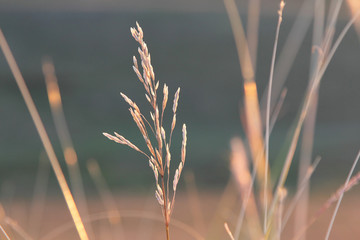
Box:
[173,88,180,113]
[104,22,187,240]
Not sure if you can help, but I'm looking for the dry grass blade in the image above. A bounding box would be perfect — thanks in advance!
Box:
[267,8,359,233]
[347,0,360,38]
[0,206,10,240]
[0,28,89,240]
[230,137,262,239]
[243,81,269,194]
[260,0,313,119]
[269,88,287,132]
[246,0,261,74]
[42,58,94,238]
[282,157,321,231]
[223,0,255,83]
[276,188,287,240]
[4,217,33,240]
[292,152,360,240]
[0,225,10,240]
[295,0,324,236]
[324,150,360,240]
[264,0,285,231]
[224,222,235,240]
[224,0,272,208]
[326,0,344,38]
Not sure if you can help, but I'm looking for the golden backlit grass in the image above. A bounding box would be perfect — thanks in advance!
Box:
[0,0,359,239]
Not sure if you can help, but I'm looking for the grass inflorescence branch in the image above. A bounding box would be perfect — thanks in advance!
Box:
[103,22,187,240]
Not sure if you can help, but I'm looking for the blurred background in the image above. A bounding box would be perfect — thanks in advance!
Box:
[0,0,359,238]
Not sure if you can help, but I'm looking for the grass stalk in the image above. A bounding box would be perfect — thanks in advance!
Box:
[104,23,187,240]
[0,225,10,240]
[264,0,285,232]
[269,88,287,132]
[231,137,262,239]
[267,8,359,234]
[224,0,272,212]
[4,217,33,240]
[42,58,94,238]
[324,150,360,240]
[282,157,321,231]
[294,0,324,237]
[346,0,360,38]
[292,151,360,240]
[246,0,261,74]
[0,28,89,240]
[276,188,287,240]
[161,176,170,240]
[260,0,313,117]
[224,222,235,240]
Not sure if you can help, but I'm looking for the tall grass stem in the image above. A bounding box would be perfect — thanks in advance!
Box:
[0,28,89,240]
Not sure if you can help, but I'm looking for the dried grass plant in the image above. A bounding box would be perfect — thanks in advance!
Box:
[223,0,360,240]
[0,0,360,239]
[103,22,187,240]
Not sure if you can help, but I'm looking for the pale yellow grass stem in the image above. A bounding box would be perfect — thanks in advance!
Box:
[231,137,262,239]
[282,157,321,231]
[267,10,360,234]
[325,150,360,240]
[0,205,10,240]
[269,88,287,132]
[246,0,261,74]
[295,0,324,238]
[224,222,235,240]
[292,152,360,240]
[276,188,287,240]
[347,0,360,38]
[224,0,272,210]
[264,0,285,232]
[260,0,313,119]
[0,29,89,240]
[0,225,10,240]
[42,58,94,238]
[223,0,255,83]
[4,217,33,240]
